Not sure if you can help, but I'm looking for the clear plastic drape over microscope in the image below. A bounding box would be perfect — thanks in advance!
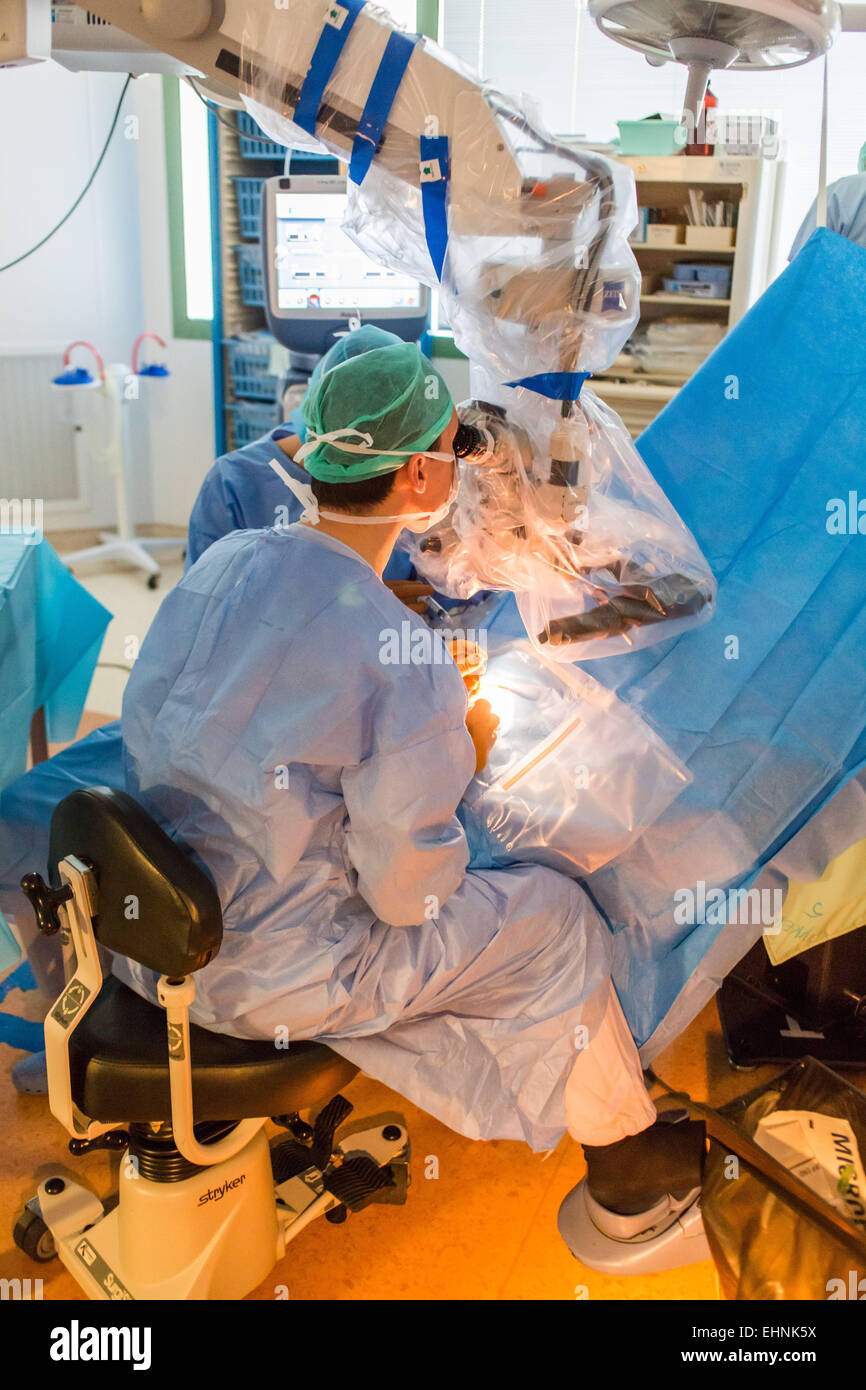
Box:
[235,0,716,657]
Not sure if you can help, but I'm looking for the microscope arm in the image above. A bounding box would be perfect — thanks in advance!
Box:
[72,0,598,238]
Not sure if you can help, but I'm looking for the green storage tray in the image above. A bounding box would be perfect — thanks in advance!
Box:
[617,119,685,156]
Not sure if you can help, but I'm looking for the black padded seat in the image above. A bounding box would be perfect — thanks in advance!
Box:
[69,977,358,1123]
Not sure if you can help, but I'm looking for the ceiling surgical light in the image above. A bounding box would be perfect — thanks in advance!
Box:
[589,0,840,123]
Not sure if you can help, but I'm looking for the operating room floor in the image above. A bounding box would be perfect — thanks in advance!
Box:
[2,966,798,1301]
[0,556,853,1299]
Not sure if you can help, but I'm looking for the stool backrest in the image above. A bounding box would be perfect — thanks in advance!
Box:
[49,787,222,976]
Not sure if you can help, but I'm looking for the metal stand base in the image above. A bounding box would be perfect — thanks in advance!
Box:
[62,533,185,584]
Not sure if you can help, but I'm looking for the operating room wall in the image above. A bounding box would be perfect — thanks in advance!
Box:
[132,75,215,530]
[0,62,150,531]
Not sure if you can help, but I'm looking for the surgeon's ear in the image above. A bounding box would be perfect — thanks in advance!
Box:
[404,454,429,496]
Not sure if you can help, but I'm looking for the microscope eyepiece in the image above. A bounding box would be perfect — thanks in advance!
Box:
[453,422,489,461]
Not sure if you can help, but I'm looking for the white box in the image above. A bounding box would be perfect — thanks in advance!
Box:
[645,224,685,247]
[684,226,736,250]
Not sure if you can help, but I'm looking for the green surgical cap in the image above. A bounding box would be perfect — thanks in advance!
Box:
[309,324,402,388]
[300,342,453,482]
[293,327,402,444]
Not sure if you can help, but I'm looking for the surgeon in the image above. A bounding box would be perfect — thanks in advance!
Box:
[115,340,706,1232]
[187,323,431,610]
[189,323,505,620]
[1,327,435,1093]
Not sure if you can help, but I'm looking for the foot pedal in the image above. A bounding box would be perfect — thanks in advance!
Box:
[558,1178,710,1275]
[310,1094,353,1170]
[271,1137,317,1185]
[322,1157,396,1212]
[270,1094,354,1184]
[365,1160,409,1207]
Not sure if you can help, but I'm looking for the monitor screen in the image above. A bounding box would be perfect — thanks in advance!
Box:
[273,190,423,313]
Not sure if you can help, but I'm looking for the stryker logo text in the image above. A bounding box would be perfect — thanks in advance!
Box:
[198,1173,246,1206]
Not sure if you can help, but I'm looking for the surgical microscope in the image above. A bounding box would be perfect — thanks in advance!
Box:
[48,0,716,660]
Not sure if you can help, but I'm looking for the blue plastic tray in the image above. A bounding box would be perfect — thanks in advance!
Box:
[226,334,279,401]
[236,111,287,161]
[234,243,265,307]
[228,400,282,448]
[233,176,266,239]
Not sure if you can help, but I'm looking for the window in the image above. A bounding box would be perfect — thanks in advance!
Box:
[441,0,582,133]
[382,0,424,31]
[163,76,214,339]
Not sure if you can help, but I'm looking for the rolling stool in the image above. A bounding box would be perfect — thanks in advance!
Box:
[12,787,409,1300]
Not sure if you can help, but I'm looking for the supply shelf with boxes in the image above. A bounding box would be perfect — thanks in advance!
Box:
[214,111,342,451]
[594,154,783,437]
[214,109,288,452]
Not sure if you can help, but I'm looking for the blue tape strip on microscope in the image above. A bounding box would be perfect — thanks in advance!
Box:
[419,134,450,280]
[506,372,591,399]
[348,29,418,185]
[293,0,367,137]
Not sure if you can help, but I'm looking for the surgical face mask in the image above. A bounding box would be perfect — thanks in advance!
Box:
[398,462,460,533]
[270,427,459,532]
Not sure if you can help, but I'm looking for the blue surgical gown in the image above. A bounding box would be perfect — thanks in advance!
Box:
[186,426,301,569]
[0,433,498,996]
[114,524,611,1150]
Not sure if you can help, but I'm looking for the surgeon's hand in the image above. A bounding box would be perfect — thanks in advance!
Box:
[465,699,499,775]
[444,636,487,703]
[386,580,434,614]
